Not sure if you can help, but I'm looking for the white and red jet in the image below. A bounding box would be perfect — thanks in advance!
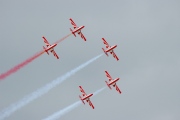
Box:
[102,38,119,61]
[42,36,59,59]
[69,18,86,41]
[105,71,122,94]
[79,86,94,109]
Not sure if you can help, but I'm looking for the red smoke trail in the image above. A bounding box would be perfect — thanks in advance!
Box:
[0,33,72,80]
[0,51,44,80]
[54,33,72,44]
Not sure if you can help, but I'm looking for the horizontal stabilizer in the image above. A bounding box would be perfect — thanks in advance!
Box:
[79,95,85,104]
[105,81,111,89]
[102,48,108,56]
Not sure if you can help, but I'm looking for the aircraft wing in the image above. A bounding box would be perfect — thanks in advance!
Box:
[102,38,109,48]
[115,84,122,94]
[79,86,87,96]
[111,51,119,61]
[51,50,59,59]
[78,32,86,41]
[88,100,95,109]
[105,71,113,81]
[42,36,50,47]
[69,18,77,29]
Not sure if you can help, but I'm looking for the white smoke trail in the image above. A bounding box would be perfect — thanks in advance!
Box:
[0,54,103,120]
[43,87,106,120]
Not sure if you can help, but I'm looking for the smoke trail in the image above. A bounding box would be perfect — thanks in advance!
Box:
[0,34,71,80]
[0,54,103,120]
[0,51,44,80]
[43,87,106,120]
[54,33,72,44]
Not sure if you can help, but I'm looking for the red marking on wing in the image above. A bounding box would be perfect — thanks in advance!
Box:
[102,38,109,48]
[78,32,86,41]
[115,85,122,94]
[89,100,94,109]
[69,18,77,29]
[79,86,87,96]
[105,71,112,81]
[51,50,59,59]
[112,52,119,61]
[42,36,50,47]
